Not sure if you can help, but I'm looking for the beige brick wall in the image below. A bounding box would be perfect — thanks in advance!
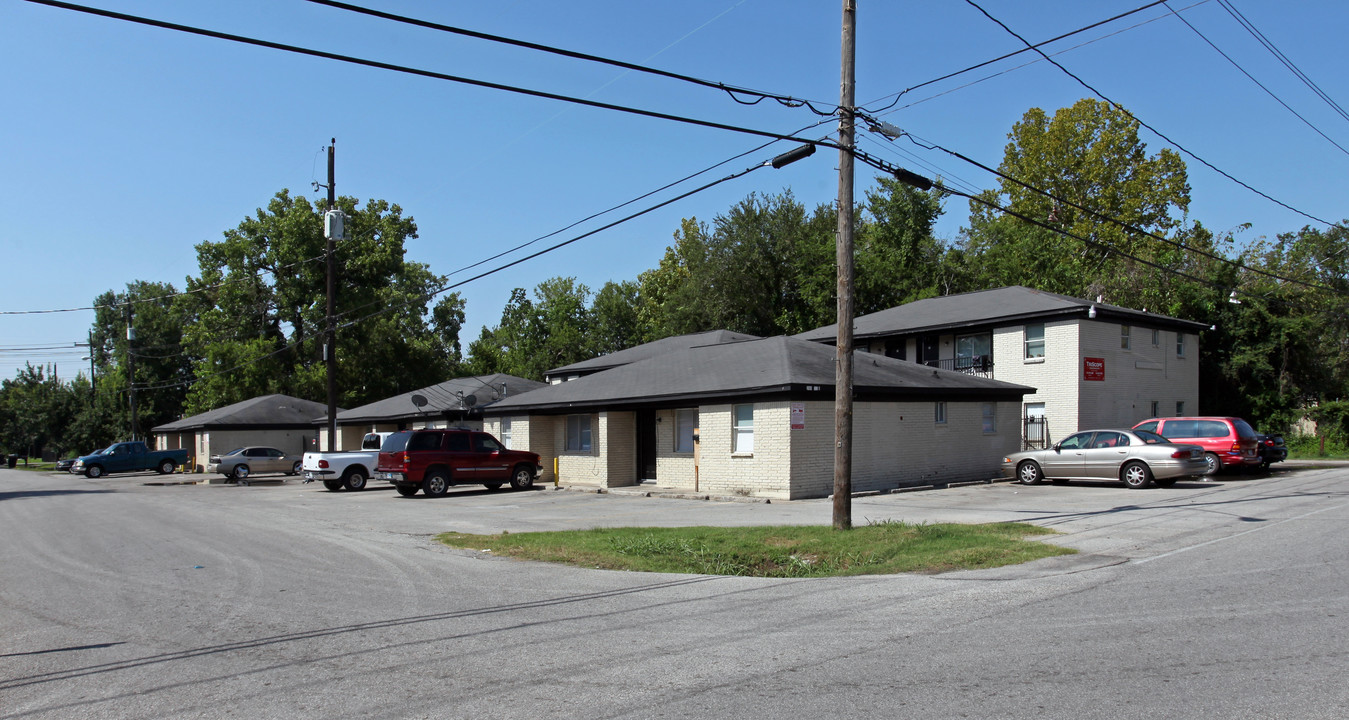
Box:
[485,415,557,483]
[654,408,698,487]
[1076,321,1199,430]
[788,399,1020,499]
[696,402,793,499]
[992,320,1081,445]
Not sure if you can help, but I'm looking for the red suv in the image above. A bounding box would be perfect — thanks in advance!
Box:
[376,428,541,497]
[1131,417,1260,476]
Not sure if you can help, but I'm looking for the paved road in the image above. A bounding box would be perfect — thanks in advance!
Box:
[1,464,1345,719]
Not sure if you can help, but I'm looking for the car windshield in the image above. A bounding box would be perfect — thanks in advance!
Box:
[1134,430,1169,444]
[99,444,119,455]
[381,432,412,453]
[224,448,246,456]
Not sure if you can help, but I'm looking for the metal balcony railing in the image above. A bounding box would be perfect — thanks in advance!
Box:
[922,356,995,378]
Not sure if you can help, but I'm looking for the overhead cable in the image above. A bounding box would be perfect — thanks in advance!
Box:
[962,0,1344,231]
[1164,1,1349,158]
[23,1,834,151]
[303,0,839,117]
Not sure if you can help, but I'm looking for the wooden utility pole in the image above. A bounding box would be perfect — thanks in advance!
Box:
[126,304,138,441]
[325,139,338,452]
[833,0,856,530]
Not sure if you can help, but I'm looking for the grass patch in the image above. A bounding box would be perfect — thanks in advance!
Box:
[436,521,1073,578]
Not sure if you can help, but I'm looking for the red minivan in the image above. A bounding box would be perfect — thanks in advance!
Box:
[1131,417,1260,476]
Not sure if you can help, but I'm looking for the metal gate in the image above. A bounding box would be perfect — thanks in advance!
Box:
[1024,413,1050,449]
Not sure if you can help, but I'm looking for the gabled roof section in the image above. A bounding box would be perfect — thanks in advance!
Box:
[333,374,546,424]
[491,336,1031,413]
[152,394,332,433]
[795,285,1210,342]
[545,330,761,380]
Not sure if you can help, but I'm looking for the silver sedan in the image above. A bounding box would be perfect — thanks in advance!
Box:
[1000,429,1207,489]
[207,447,302,483]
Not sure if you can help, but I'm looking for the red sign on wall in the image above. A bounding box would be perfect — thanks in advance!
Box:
[1084,357,1106,381]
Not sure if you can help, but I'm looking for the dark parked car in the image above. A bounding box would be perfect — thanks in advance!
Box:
[1255,432,1287,469]
[55,457,78,472]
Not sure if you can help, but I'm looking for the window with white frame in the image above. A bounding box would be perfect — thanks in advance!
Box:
[675,408,697,453]
[1176,401,1185,416]
[500,418,512,448]
[1151,329,1161,347]
[1024,323,1045,359]
[981,403,997,433]
[732,404,754,454]
[565,414,591,452]
[935,402,947,424]
[1150,401,1160,417]
[1176,333,1187,358]
[1121,325,1131,350]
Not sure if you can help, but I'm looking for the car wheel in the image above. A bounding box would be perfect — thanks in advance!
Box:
[86,464,103,479]
[1122,461,1152,489]
[1203,453,1221,476]
[322,479,343,491]
[289,461,302,476]
[158,459,176,475]
[1154,477,1178,488]
[396,485,419,497]
[234,465,250,481]
[343,469,367,491]
[423,471,449,498]
[1016,461,1042,485]
[509,464,536,490]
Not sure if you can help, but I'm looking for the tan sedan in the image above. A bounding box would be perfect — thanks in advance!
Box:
[1000,429,1207,489]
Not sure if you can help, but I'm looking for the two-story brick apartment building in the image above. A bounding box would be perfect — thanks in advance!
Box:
[796,286,1210,448]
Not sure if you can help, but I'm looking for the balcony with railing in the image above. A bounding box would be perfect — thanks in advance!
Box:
[922,356,995,378]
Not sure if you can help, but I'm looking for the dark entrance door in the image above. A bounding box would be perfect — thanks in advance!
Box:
[920,336,940,365]
[636,409,657,482]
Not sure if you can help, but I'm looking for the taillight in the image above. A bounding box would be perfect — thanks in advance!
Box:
[318,459,329,469]
[1264,439,1274,447]
[1231,442,1242,452]
[402,452,409,464]
[1171,450,1189,459]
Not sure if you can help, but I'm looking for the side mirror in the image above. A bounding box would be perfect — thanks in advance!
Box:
[1052,443,1062,452]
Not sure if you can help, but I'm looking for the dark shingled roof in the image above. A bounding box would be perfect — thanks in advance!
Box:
[795,285,1210,342]
[489,336,1031,413]
[332,374,546,424]
[152,394,333,433]
[546,330,761,378]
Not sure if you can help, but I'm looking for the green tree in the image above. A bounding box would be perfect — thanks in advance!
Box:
[589,280,643,355]
[88,281,195,438]
[467,279,592,380]
[960,98,1191,298]
[180,190,461,412]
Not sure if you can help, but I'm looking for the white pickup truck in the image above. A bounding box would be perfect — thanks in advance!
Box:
[301,432,391,491]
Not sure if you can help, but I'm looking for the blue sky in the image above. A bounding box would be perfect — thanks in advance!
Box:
[2,0,1345,381]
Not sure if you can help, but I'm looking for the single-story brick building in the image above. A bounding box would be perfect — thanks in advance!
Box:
[151,394,330,473]
[483,334,1032,500]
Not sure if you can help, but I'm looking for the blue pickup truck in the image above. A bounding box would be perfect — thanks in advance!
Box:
[72,442,189,478]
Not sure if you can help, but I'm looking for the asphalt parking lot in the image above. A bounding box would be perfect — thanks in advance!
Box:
[25,459,1347,568]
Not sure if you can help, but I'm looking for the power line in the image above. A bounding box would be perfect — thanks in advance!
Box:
[962,0,1345,231]
[24,1,835,151]
[861,0,1180,113]
[1164,1,1349,158]
[1216,0,1349,125]
[303,0,839,118]
[894,129,1342,294]
[132,151,786,392]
